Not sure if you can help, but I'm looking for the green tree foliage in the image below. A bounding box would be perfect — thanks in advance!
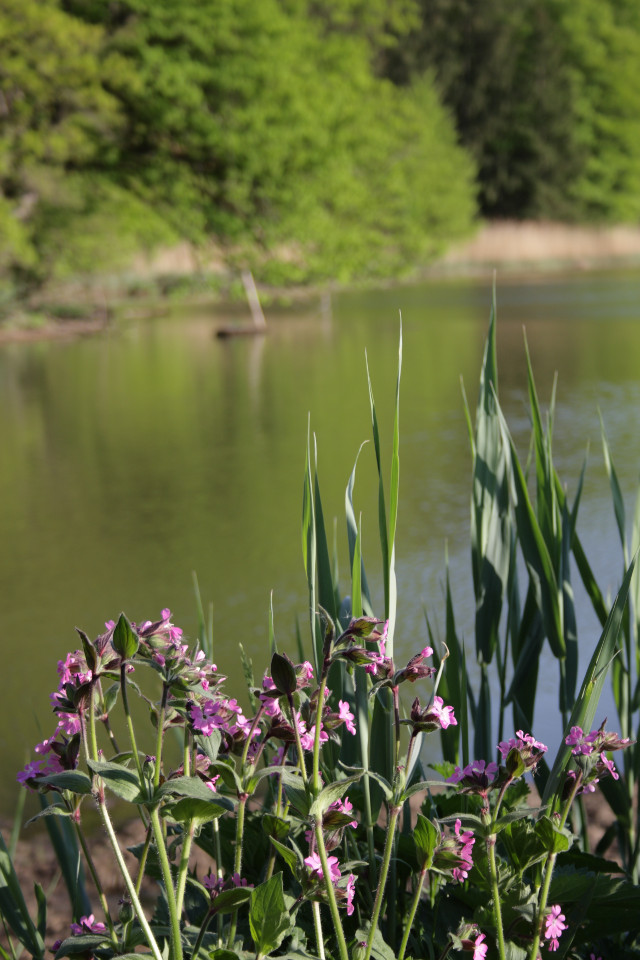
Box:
[0,0,177,296]
[0,0,476,294]
[384,0,640,222]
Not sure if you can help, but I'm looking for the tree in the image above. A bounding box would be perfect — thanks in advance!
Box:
[382,0,640,222]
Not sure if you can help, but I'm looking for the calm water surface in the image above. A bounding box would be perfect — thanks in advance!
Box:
[2,271,640,814]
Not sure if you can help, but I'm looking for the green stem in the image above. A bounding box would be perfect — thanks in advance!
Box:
[175,820,196,921]
[120,663,145,785]
[312,676,328,794]
[149,806,183,960]
[135,825,153,897]
[88,688,99,763]
[212,818,224,946]
[315,824,349,960]
[312,901,326,960]
[70,808,117,940]
[286,694,308,784]
[529,774,582,960]
[397,864,428,960]
[153,683,169,790]
[183,725,191,778]
[487,834,506,960]
[97,799,163,960]
[226,796,247,949]
[363,805,400,960]
[191,908,215,959]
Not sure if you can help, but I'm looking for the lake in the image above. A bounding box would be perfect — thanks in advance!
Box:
[2,270,640,815]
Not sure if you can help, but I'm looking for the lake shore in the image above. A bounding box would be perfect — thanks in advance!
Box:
[3,220,640,345]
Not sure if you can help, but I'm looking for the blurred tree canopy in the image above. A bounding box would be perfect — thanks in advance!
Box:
[383,0,640,221]
[0,0,475,294]
[2,0,640,298]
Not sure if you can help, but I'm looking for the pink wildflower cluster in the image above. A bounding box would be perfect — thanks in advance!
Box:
[70,914,107,936]
[190,697,253,739]
[498,731,548,774]
[564,724,633,795]
[411,695,457,732]
[565,724,631,757]
[304,852,356,915]
[432,818,475,883]
[18,609,219,790]
[134,609,219,689]
[447,759,498,796]
[203,872,250,896]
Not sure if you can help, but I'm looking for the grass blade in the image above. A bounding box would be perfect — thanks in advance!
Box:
[497,399,565,659]
[470,290,510,664]
[542,553,636,808]
[0,828,46,958]
[345,442,373,617]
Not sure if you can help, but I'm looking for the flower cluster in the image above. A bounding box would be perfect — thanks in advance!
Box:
[447,758,499,796]
[432,818,475,883]
[304,852,356,915]
[564,724,633,795]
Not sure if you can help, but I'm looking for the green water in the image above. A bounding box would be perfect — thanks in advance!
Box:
[2,271,640,814]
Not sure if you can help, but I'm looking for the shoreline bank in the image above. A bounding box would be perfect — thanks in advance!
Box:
[2,220,640,345]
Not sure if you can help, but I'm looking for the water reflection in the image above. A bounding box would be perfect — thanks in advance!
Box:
[1,270,640,813]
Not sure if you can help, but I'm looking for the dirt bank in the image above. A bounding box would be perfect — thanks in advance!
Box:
[435,220,640,274]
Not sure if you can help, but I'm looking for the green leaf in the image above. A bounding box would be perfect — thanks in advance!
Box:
[166,797,230,824]
[38,771,93,795]
[37,794,91,919]
[54,933,111,958]
[112,612,139,660]
[24,805,72,826]
[497,401,565,658]
[309,770,363,820]
[270,652,297,696]
[269,838,300,876]
[413,814,439,868]
[158,776,234,807]
[87,759,145,802]
[345,441,373,616]
[542,552,636,807]
[103,682,120,714]
[471,291,511,664]
[0,828,47,958]
[249,873,291,957]
[195,729,222,763]
[34,882,46,941]
[212,886,253,915]
[76,627,98,673]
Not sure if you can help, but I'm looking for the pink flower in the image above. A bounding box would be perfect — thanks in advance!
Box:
[565,726,598,755]
[338,700,356,735]
[328,796,357,828]
[544,904,567,951]
[70,914,107,936]
[345,873,356,915]
[433,697,457,729]
[304,853,341,883]
[599,752,619,780]
[472,933,488,960]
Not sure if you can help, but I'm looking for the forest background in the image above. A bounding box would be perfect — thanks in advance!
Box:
[2,0,640,309]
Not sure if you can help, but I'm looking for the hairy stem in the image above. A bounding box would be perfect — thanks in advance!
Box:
[315,824,349,960]
[149,806,183,960]
[97,799,163,960]
[363,805,400,960]
[397,864,428,960]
